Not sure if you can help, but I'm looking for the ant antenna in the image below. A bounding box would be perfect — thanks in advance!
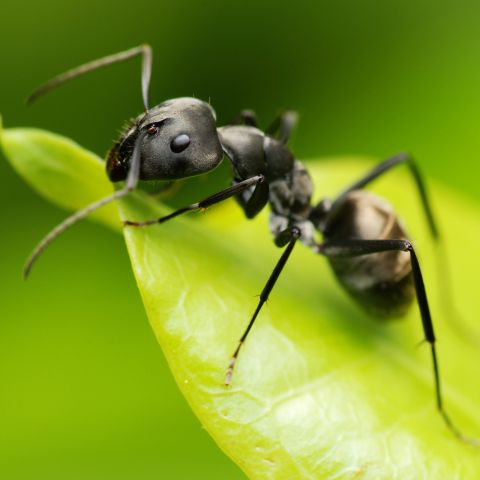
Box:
[24,45,154,278]
[27,44,152,111]
[23,130,146,279]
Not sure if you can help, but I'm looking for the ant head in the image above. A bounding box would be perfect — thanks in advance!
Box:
[107,97,223,182]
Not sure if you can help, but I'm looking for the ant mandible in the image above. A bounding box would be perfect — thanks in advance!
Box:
[24,45,477,445]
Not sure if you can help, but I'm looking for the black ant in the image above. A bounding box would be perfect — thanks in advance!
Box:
[25,45,477,445]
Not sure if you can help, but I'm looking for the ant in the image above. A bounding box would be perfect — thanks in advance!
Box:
[25,45,477,445]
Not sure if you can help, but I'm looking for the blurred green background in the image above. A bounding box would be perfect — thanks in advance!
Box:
[1,1,480,479]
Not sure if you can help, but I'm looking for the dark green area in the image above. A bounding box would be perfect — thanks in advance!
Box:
[1,1,480,479]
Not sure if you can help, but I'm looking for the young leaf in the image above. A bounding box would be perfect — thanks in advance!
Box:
[2,125,480,478]
[1,123,118,231]
[118,165,480,479]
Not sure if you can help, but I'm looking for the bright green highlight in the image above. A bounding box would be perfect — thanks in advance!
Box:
[2,126,480,479]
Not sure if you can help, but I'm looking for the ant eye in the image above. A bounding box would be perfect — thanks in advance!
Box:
[147,126,158,135]
[170,134,190,153]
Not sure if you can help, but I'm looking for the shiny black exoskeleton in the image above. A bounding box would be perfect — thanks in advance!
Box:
[25,45,476,445]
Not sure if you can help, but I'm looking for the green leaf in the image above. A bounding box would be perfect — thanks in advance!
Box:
[3,125,480,479]
[0,121,118,231]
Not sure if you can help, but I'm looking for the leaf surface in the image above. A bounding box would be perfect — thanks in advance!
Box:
[3,125,480,479]
[1,124,118,230]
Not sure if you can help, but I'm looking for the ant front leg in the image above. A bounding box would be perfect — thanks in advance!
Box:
[225,226,301,386]
[123,175,265,227]
[319,238,478,445]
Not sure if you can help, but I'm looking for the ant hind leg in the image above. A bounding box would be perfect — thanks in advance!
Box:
[320,238,479,446]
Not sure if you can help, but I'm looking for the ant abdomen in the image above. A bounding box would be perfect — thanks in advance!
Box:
[323,190,415,317]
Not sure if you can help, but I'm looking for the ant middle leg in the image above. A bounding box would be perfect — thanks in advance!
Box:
[225,226,301,386]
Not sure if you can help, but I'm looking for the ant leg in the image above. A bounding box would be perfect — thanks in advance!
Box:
[332,153,438,239]
[234,177,269,219]
[266,111,299,144]
[27,45,152,110]
[225,226,301,386]
[24,130,146,279]
[231,110,258,127]
[230,110,298,144]
[319,238,478,445]
[329,154,475,344]
[123,174,265,227]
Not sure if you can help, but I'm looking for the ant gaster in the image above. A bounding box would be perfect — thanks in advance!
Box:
[25,45,477,445]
